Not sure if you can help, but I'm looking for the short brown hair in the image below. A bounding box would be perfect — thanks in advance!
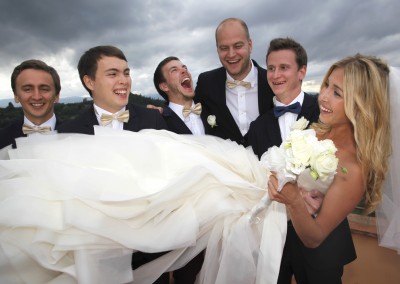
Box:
[267,37,307,69]
[11,59,61,94]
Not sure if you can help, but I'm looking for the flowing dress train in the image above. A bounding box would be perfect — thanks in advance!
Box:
[0,127,287,284]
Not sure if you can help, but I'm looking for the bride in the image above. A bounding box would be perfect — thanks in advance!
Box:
[268,54,394,284]
[0,54,398,284]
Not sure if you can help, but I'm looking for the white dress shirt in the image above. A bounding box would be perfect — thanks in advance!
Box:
[23,114,57,136]
[169,102,205,135]
[94,104,126,130]
[226,61,259,136]
[274,92,305,141]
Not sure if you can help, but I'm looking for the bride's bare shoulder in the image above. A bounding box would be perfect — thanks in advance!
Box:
[336,149,362,184]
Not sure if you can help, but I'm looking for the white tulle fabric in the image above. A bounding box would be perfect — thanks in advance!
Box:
[376,66,400,254]
[0,127,287,284]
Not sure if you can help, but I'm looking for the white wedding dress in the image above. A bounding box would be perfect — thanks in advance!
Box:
[0,127,287,284]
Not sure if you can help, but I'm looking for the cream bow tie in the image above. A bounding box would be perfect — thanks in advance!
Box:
[100,110,130,126]
[22,124,52,134]
[182,103,202,118]
[226,80,251,89]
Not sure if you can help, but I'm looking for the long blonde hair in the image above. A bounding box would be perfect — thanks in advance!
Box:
[313,54,391,214]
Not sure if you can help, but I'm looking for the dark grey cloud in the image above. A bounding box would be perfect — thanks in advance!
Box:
[0,0,398,99]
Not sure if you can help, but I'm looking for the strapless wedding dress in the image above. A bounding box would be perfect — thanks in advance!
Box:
[0,127,287,284]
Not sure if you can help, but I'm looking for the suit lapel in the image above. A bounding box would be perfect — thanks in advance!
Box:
[163,107,192,134]
[298,93,319,123]
[214,69,244,139]
[267,110,283,146]
[254,61,273,115]
[13,120,25,139]
[83,106,99,134]
[10,120,25,148]
[54,118,62,130]
[200,115,211,135]
[123,104,139,132]
[216,70,237,127]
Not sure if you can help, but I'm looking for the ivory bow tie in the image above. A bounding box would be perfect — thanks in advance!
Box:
[226,80,251,89]
[100,110,130,126]
[22,124,52,134]
[182,103,202,118]
[273,102,301,118]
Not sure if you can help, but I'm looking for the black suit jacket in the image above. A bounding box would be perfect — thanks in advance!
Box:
[247,92,320,159]
[0,118,62,149]
[162,105,209,135]
[57,103,168,134]
[195,60,274,145]
[247,93,356,273]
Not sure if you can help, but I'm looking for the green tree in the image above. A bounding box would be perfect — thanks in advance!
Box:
[6,102,15,110]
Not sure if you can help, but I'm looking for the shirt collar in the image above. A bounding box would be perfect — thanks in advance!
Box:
[94,104,126,120]
[24,114,57,131]
[273,91,305,107]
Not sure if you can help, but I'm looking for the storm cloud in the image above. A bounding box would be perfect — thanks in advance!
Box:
[0,0,398,99]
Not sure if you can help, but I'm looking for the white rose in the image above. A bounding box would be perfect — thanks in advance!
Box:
[207,115,217,128]
[318,139,337,154]
[261,146,297,191]
[286,158,307,175]
[285,130,316,170]
[310,140,338,181]
[290,117,309,131]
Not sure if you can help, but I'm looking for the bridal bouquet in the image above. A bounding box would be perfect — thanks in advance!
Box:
[260,117,338,194]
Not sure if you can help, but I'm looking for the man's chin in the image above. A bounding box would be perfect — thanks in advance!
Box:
[225,67,242,78]
[183,90,195,98]
[116,98,129,106]
[28,109,48,118]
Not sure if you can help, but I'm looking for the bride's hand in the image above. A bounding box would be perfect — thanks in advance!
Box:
[301,189,324,215]
[267,174,302,206]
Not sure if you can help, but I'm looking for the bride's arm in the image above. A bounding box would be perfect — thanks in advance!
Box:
[268,160,364,248]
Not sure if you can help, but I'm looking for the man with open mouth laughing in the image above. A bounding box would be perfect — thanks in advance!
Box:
[0,59,62,149]
[154,56,207,136]
[153,56,207,283]
[58,45,167,135]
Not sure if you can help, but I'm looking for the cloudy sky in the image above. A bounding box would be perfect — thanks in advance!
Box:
[0,0,398,101]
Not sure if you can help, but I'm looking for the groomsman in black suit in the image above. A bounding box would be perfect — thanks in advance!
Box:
[247,37,320,159]
[247,38,356,284]
[57,45,169,284]
[154,56,208,136]
[195,18,275,145]
[153,56,207,283]
[0,59,62,149]
[58,45,167,134]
